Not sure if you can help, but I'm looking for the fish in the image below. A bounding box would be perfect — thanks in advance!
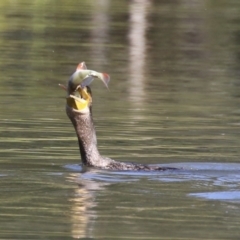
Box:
[68,62,110,92]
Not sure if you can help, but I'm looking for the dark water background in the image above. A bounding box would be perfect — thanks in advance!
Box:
[1,0,240,239]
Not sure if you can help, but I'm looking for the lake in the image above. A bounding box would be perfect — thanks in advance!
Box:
[1,0,240,239]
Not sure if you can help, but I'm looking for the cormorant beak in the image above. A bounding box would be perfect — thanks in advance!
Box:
[66,87,91,111]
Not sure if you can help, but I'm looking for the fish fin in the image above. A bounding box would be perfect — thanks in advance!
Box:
[58,83,67,91]
[76,62,87,70]
[80,75,94,88]
[99,73,110,89]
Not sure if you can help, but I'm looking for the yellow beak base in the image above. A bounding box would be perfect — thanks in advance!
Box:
[66,88,91,111]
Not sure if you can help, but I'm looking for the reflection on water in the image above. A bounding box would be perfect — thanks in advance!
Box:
[66,173,97,239]
[1,0,240,239]
[65,162,240,239]
[128,0,150,108]
[90,0,110,67]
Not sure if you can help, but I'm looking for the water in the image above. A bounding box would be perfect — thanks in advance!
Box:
[1,0,240,239]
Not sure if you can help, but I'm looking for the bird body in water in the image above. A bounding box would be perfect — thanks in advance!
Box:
[61,62,176,171]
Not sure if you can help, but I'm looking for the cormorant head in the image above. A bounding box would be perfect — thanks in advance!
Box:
[59,62,110,114]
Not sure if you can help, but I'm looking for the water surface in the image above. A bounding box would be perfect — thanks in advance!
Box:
[1,0,240,239]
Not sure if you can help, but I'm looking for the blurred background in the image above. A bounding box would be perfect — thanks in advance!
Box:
[1,0,240,239]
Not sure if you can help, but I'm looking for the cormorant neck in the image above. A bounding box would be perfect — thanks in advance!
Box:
[66,105,110,167]
[65,105,177,171]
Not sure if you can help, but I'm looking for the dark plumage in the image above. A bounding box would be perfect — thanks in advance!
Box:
[63,63,177,171]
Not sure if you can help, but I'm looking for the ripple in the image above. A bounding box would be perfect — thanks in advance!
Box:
[64,162,240,186]
[189,191,240,201]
